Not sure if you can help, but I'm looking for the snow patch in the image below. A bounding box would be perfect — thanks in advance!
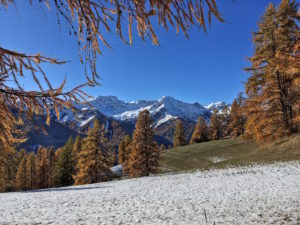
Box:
[155,114,177,128]
[78,115,95,127]
[111,165,123,174]
[207,157,226,163]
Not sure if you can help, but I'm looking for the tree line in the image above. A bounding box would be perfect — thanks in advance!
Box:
[0,110,160,192]
[173,93,246,147]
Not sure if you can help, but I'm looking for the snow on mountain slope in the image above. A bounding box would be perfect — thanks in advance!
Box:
[1,162,299,224]
[56,95,227,128]
[86,95,219,127]
[204,101,228,113]
[88,95,156,116]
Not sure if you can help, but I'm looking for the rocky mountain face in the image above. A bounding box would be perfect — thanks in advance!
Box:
[20,95,228,151]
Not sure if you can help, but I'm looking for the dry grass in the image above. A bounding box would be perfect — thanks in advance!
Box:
[159,135,300,173]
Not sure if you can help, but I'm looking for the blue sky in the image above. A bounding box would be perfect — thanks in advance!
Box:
[0,0,283,104]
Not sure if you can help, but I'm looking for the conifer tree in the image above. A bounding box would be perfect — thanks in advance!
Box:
[16,154,27,190]
[17,149,26,166]
[190,116,209,144]
[245,0,299,142]
[0,143,7,192]
[209,109,222,140]
[54,137,75,186]
[36,147,50,189]
[220,105,231,137]
[228,94,246,137]
[109,149,117,167]
[0,166,6,192]
[118,134,131,172]
[4,149,18,191]
[173,119,186,147]
[128,110,160,177]
[47,148,56,188]
[74,120,111,185]
[72,135,82,174]
[26,153,37,190]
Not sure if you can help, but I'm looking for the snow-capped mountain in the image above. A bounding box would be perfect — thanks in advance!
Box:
[204,101,228,113]
[19,95,229,150]
[83,95,223,127]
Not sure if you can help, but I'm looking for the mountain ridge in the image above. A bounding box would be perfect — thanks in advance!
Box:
[83,95,227,127]
[20,95,229,150]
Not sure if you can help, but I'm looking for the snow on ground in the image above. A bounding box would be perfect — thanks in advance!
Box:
[111,165,123,174]
[1,162,300,225]
[207,156,226,163]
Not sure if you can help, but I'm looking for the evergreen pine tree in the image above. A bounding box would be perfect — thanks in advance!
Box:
[209,109,222,140]
[74,120,111,185]
[16,154,27,190]
[54,137,75,186]
[190,116,209,144]
[173,119,186,147]
[128,110,160,177]
[26,153,37,190]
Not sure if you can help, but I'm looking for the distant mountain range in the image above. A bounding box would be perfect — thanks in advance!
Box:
[19,95,229,151]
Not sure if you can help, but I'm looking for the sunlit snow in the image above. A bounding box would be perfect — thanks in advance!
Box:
[1,162,299,224]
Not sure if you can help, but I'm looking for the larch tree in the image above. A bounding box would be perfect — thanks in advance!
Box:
[220,105,231,137]
[54,137,75,186]
[245,0,299,142]
[109,149,118,167]
[72,135,82,174]
[209,109,222,140]
[118,134,132,172]
[128,110,160,177]
[16,154,27,191]
[190,116,209,144]
[292,41,300,125]
[36,147,51,189]
[0,143,7,192]
[26,152,37,190]
[228,94,246,137]
[0,0,223,151]
[47,148,56,187]
[74,120,111,185]
[4,149,18,191]
[173,119,186,147]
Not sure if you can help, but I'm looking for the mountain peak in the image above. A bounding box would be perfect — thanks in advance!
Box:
[71,95,229,127]
[159,96,175,102]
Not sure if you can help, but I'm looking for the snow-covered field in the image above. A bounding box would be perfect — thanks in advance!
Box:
[1,162,300,225]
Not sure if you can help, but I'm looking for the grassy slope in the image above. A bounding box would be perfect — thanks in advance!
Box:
[159,135,300,173]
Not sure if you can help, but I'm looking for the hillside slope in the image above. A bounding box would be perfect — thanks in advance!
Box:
[160,135,300,172]
[1,162,299,224]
